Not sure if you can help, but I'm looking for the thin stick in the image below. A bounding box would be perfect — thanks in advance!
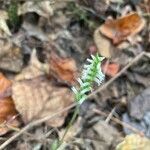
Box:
[105,107,116,123]
[58,105,79,149]
[0,103,76,150]
[93,108,144,136]
[0,52,145,150]
[87,51,146,99]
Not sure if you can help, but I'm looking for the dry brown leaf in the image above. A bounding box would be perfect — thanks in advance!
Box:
[18,1,53,18]
[0,73,12,98]
[94,27,113,58]
[100,12,145,44]
[22,21,48,42]
[0,43,23,72]
[12,76,74,127]
[0,97,20,136]
[0,73,19,135]
[0,39,12,58]
[102,62,120,77]
[49,52,77,85]
[15,49,49,81]
[92,121,122,150]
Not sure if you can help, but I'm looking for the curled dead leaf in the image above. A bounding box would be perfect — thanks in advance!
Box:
[49,52,77,85]
[94,27,113,58]
[100,12,145,44]
[12,76,74,127]
[0,73,19,135]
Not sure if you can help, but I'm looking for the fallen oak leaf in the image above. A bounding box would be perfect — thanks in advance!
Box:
[49,52,77,85]
[12,76,74,127]
[99,12,145,44]
[0,73,20,135]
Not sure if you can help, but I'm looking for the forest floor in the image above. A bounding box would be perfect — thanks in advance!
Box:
[0,0,150,150]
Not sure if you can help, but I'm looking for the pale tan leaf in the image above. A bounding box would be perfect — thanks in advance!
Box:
[18,1,53,18]
[15,49,49,81]
[0,10,11,36]
[12,76,74,127]
[116,134,150,150]
[94,27,113,58]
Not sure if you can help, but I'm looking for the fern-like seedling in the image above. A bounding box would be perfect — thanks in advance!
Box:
[72,53,105,104]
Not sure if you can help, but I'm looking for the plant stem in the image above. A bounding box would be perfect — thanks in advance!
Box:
[57,105,80,149]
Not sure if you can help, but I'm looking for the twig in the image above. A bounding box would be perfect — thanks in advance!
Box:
[58,105,79,149]
[0,103,76,150]
[93,108,144,136]
[87,51,146,99]
[105,107,116,123]
[0,52,145,150]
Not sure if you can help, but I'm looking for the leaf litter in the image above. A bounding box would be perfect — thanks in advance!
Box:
[0,0,149,149]
[0,73,20,136]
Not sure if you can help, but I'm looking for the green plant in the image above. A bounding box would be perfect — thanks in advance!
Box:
[52,53,105,149]
[72,53,105,104]
[7,0,19,29]
[67,2,97,29]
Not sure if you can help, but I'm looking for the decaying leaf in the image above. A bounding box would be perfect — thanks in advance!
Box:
[0,39,12,58]
[0,10,11,36]
[77,0,109,15]
[18,1,53,18]
[12,76,74,127]
[49,52,77,85]
[0,39,23,73]
[0,73,19,135]
[22,21,48,42]
[15,49,49,81]
[100,12,145,44]
[0,73,11,98]
[94,27,113,58]
[102,62,120,77]
[0,97,20,136]
[116,134,150,150]
[129,87,150,120]
[0,43,23,72]
[92,121,122,150]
